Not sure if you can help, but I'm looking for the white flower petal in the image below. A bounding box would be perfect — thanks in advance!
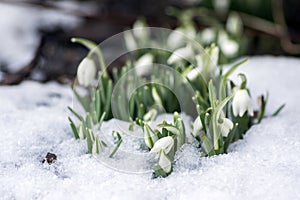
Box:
[77,57,96,87]
[220,39,239,57]
[167,28,185,50]
[133,20,148,40]
[167,45,194,65]
[135,53,153,76]
[150,136,174,154]
[124,31,137,51]
[192,116,203,137]
[219,117,233,137]
[226,12,243,35]
[201,28,216,44]
[158,150,172,173]
[232,89,253,117]
[187,68,201,81]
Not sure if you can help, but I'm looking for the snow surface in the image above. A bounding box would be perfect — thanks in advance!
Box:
[0,2,81,72]
[0,56,300,199]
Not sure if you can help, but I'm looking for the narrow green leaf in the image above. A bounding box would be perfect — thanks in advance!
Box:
[109,132,123,158]
[72,87,90,112]
[223,59,248,80]
[272,103,285,116]
[68,106,84,121]
[68,117,79,139]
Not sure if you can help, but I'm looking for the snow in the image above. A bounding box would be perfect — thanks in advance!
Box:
[0,2,81,72]
[0,56,300,199]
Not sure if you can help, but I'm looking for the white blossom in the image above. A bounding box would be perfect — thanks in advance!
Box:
[124,31,137,51]
[200,28,216,44]
[167,26,197,50]
[77,57,96,87]
[167,45,194,64]
[186,68,201,81]
[232,89,254,117]
[158,149,172,173]
[150,136,174,154]
[133,20,148,40]
[219,38,239,57]
[226,12,243,35]
[192,116,203,137]
[217,31,239,57]
[219,117,234,137]
[135,53,154,76]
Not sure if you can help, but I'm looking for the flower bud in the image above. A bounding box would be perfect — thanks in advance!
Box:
[192,116,203,137]
[77,57,96,87]
[158,150,172,173]
[232,89,254,117]
[167,45,194,65]
[150,136,174,154]
[135,53,153,76]
[219,117,233,137]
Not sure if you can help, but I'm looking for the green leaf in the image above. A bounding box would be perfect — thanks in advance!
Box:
[71,37,106,71]
[272,103,285,116]
[109,132,123,158]
[210,81,234,150]
[94,89,101,121]
[86,129,95,153]
[104,79,113,118]
[67,106,84,121]
[157,124,180,135]
[68,117,79,139]
[258,93,269,123]
[72,87,90,112]
[98,112,106,129]
[223,59,248,80]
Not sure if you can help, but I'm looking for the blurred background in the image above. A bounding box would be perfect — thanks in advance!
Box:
[0,0,299,85]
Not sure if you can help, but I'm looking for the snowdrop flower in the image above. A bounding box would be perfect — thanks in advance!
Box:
[200,28,216,44]
[226,12,243,35]
[192,116,203,137]
[232,89,254,117]
[217,31,239,57]
[77,57,96,87]
[135,53,154,76]
[219,117,234,137]
[167,29,185,50]
[150,136,174,154]
[133,20,148,40]
[167,45,194,65]
[158,150,172,173]
[219,38,239,57]
[186,68,201,81]
[124,31,137,51]
[143,108,158,121]
[167,26,197,50]
[213,0,230,15]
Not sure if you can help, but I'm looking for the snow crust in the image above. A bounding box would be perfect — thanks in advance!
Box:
[0,56,300,199]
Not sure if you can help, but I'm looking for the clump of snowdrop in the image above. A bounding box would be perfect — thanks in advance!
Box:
[137,112,185,177]
[68,20,284,178]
